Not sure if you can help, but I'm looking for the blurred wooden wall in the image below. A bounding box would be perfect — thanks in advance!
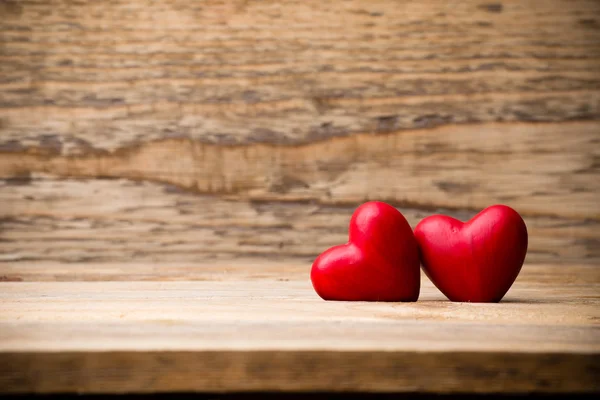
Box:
[1,0,599,276]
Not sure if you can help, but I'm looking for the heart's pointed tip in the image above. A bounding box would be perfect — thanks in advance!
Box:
[447,296,503,303]
[314,291,420,302]
[395,297,419,303]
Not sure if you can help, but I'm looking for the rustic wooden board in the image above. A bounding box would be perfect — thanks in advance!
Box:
[2,0,600,151]
[0,178,598,268]
[1,1,599,268]
[0,1,599,221]
[1,121,599,221]
[0,265,599,394]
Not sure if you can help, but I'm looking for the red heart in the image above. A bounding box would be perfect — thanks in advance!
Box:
[415,205,528,303]
[310,201,420,301]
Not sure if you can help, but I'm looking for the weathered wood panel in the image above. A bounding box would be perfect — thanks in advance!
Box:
[1,0,599,147]
[1,0,599,266]
[0,178,598,269]
[1,121,599,220]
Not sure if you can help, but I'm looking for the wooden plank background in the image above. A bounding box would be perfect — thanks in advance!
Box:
[1,0,599,269]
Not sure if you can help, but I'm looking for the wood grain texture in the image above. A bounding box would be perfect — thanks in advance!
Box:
[0,265,599,394]
[0,178,598,268]
[1,0,600,149]
[1,121,599,219]
[1,1,599,235]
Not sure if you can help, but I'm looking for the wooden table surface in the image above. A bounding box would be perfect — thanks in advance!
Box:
[0,263,599,394]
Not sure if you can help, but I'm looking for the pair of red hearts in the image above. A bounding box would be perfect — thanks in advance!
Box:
[310,202,528,303]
